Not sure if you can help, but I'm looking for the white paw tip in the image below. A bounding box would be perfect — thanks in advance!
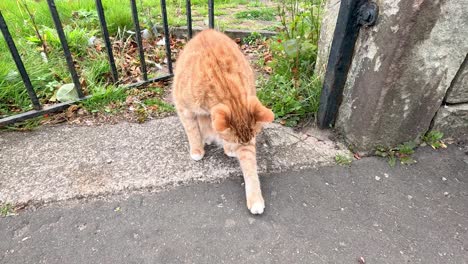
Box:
[249,202,265,215]
[190,153,204,161]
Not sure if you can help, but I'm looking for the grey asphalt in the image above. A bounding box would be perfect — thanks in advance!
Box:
[1,144,467,264]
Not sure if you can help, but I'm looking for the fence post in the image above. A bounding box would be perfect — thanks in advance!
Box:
[0,11,41,110]
[208,0,214,29]
[95,0,119,83]
[130,0,148,81]
[186,0,193,39]
[160,0,173,74]
[46,0,84,98]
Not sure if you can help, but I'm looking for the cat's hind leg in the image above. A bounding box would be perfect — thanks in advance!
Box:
[177,108,205,161]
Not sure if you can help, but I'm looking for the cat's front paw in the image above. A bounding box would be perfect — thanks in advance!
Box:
[190,149,205,161]
[247,194,265,215]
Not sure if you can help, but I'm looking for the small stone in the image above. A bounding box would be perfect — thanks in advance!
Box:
[407,195,413,200]
[375,176,381,181]
[384,173,389,178]
[444,192,449,196]
[442,177,447,181]
[224,219,236,228]
[106,159,113,164]
[156,38,165,46]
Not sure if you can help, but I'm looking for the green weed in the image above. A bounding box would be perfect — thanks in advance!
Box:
[257,0,324,126]
[0,203,15,217]
[375,141,418,167]
[81,86,126,113]
[335,154,353,166]
[144,98,175,113]
[243,32,264,45]
[234,8,276,21]
[422,131,446,149]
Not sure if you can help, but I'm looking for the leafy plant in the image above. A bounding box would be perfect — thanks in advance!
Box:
[258,0,324,126]
[143,98,175,113]
[234,8,276,21]
[243,32,263,45]
[422,131,446,149]
[335,154,353,166]
[375,141,418,167]
[82,86,126,113]
[0,203,15,217]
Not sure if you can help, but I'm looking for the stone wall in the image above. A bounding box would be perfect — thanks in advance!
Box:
[432,55,468,140]
[316,0,468,151]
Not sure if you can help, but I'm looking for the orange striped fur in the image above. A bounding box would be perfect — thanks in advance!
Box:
[172,29,274,214]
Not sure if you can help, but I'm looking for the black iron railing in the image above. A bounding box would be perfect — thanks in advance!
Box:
[0,0,215,126]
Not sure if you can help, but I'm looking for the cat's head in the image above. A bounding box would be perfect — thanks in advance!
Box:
[211,96,274,144]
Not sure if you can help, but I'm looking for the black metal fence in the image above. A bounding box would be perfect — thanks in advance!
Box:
[0,0,215,126]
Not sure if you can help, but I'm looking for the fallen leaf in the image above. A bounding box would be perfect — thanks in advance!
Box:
[353,153,361,160]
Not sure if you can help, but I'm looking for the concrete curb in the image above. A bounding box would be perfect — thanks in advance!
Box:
[0,117,348,205]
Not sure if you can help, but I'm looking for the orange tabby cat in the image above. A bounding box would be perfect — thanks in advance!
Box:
[172,29,274,214]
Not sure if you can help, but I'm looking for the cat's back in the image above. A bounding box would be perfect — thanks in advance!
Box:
[177,29,242,64]
[173,30,255,109]
[174,29,254,87]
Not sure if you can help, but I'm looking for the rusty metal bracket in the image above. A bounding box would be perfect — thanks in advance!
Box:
[317,0,379,129]
[358,1,379,27]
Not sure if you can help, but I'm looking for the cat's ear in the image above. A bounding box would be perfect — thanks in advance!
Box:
[248,96,274,123]
[211,104,231,132]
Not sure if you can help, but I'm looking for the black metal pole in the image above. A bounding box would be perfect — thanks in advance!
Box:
[208,0,214,29]
[186,0,193,39]
[46,0,84,98]
[317,0,378,128]
[95,0,118,83]
[160,0,173,74]
[130,0,148,81]
[0,11,41,110]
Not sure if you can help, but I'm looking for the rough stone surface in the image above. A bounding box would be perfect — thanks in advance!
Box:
[446,55,468,104]
[433,104,468,140]
[335,0,468,150]
[315,0,340,77]
[0,117,348,205]
[1,145,467,263]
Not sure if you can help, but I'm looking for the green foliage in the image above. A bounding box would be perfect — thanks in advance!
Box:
[82,86,127,113]
[0,203,15,217]
[375,141,418,167]
[258,0,324,126]
[243,32,264,45]
[335,154,353,166]
[234,8,276,21]
[144,98,175,113]
[422,131,446,149]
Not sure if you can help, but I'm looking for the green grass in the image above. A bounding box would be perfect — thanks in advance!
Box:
[81,86,127,113]
[335,154,353,166]
[144,98,175,113]
[257,0,324,126]
[234,8,276,21]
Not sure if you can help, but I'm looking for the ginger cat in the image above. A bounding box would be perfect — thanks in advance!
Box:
[172,29,274,215]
